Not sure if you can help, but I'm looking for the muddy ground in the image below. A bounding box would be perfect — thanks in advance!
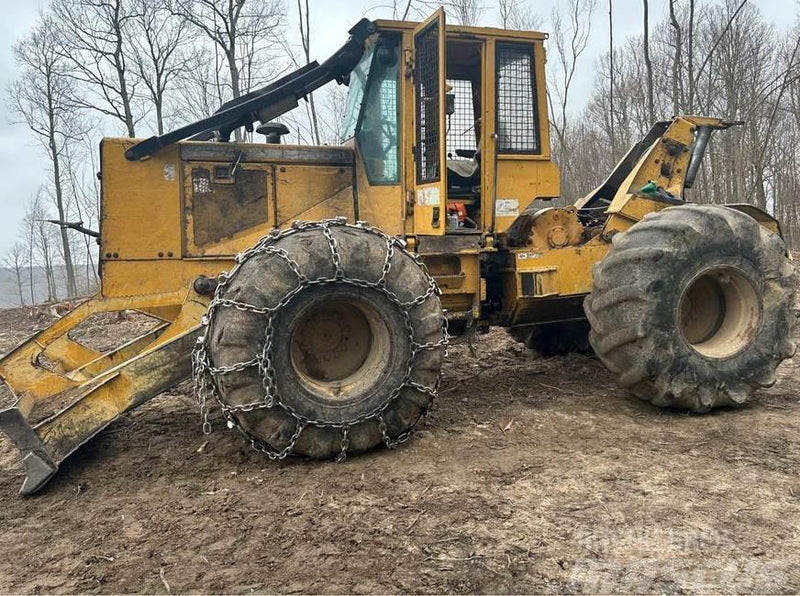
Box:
[0,298,798,594]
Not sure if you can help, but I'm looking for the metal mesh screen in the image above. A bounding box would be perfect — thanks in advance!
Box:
[415,22,440,183]
[446,78,478,158]
[377,79,399,180]
[496,43,540,154]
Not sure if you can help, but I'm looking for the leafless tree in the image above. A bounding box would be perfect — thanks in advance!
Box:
[53,0,143,137]
[608,0,615,153]
[173,0,284,102]
[9,17,84,297]
[3,244,27,307]
[321,84,350,145]
[63,140,101,291]
[131,0,189,134]
[546,0,596,197]
[172,46,228,122]
[23,190,58,303]
[295,0,320,144]
[643,0,654,123]
[443,0,484,25]
[668,0,683,115]
[498,0,541,30]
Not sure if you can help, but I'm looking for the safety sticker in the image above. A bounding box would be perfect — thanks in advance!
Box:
[495,198,519,217]
[416,187,440,206]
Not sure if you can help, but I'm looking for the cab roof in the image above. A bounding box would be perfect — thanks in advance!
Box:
[373,19,548,41]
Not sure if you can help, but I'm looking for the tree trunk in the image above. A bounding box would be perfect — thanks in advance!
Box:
[669,0,682,114]
[155,89,164,135]
[608,0,615,156]
[687,0,695,111]
[643,0,654,123]
[47,107,77,297]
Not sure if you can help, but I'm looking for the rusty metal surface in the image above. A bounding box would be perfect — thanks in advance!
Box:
[190,167,270,246]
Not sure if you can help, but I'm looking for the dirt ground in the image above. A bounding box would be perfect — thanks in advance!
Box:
[0,297,798,594]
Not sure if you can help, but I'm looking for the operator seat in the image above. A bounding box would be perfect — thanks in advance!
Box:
[446,147,481,191]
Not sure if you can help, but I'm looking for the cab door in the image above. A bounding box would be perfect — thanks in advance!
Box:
[412,9,447,236]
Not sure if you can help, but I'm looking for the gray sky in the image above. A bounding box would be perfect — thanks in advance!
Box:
[0,0,795,256]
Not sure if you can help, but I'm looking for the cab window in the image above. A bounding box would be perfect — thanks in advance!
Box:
[342,45,375,140]
[356,37,401,184]
[496,43,540,154]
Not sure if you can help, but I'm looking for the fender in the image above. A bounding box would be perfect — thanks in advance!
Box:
[725,203,783,239]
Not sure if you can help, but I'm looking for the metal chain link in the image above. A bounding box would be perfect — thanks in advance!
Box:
[192,218,448,461]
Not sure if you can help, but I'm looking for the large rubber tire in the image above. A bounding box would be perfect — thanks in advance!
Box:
[202,222,445,458]
[584,204,798,412]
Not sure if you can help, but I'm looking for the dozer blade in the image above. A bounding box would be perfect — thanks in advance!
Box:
[0,289,207,495]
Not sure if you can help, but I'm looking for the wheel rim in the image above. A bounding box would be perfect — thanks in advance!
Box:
[290,297,392,403]
[678,266,761,359]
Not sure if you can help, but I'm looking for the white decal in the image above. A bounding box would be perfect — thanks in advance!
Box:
[416,187,440,206]
[495,198,519,217]
[163,163,176,181]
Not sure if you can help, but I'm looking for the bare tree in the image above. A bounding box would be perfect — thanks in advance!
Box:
[174,0,284,102]
[498,0,541,30]
[546,0,596,197]
[442,0,484,25]
[321,84,350,145]
[608,0,615,153]
[9,17,83,297]
[296,0,320,144]
[643,0,654,123]
[131,0,189,135]
[23,190,58,303]
[687,0,696,110]
[172,46,229,122]
[63,140,101,292]
[53,0,142,137]
[668,0,683,115]
[3,244,27,307]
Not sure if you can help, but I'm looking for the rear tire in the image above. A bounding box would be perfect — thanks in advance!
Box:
[196,220,446,458]
[584,205,797,412]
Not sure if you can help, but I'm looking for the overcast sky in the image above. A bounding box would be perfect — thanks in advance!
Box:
[0,0,795,256]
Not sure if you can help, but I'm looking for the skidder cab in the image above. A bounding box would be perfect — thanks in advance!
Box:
[0,10,795,495]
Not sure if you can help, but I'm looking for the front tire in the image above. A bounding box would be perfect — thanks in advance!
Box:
[195,220,446,459]
[584,205,797,412]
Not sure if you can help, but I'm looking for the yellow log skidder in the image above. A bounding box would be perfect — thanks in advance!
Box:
[1,11,796,494]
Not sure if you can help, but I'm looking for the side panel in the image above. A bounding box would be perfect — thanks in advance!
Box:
[101,139,183,262]
[503,241,611,326]
[354,144,406,236]
[412,9,447,236]
[100,139,356,298]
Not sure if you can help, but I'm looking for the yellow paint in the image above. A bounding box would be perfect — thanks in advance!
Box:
[411,8,448,236]
[1,6,783,487]
[354,144,405,235]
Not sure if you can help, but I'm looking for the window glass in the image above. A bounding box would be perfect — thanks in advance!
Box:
[342,45,375,140]
[496,43,540,153]
[357,39,400,184]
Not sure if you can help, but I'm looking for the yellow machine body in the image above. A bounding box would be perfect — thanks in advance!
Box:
[0,13,782,494]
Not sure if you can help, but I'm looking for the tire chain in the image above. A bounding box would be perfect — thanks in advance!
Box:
[192,217,449,462]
